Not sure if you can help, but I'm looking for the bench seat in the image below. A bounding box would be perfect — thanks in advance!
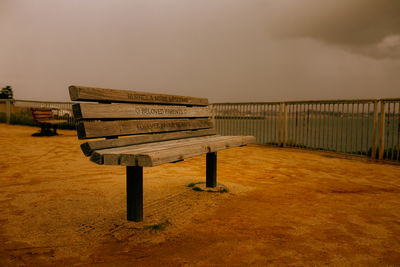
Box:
[90,135,254,166]
[30,107,67,136]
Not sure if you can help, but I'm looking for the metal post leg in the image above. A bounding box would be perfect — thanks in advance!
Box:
[206,152,217,188]
[126,166,143,221]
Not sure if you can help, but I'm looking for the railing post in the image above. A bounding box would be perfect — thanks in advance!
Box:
[379,101,386,160]
[278,102,283,146]
[283,103,288,147]
[6,99,11,124]
[371,101,379,159]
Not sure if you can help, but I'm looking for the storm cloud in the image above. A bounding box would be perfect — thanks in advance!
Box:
[0,0,399,102]
[268,0,400,58]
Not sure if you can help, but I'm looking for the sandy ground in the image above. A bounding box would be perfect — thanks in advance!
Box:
[1,124,400,266]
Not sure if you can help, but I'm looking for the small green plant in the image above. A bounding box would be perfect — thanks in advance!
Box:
[192,186,203,192]
[219,188,229,193]
[187,182,229,193]
[187,183,196,188]
[205,187,229,193]
[144,219,171,233]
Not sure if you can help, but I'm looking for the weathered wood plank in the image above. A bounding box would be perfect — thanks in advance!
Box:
[91,135,255,166]
[81,128,216,156]
[73,103,210,120]
[34,116,54,120]
[32,111,53,115]
[37,120,66,124]
[128,136,256,166]
[92,135,233,165]
[77,118,213,139]
[97,135,233,155]
[69,85,208,106]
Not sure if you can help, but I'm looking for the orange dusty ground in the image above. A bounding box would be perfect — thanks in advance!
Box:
[1,124,400,266]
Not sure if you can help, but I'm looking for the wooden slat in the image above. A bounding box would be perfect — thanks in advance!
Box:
[73,103,210,119]
[69,85,208,106]
[32,111,53,115]
[77,118,213,139]
[96,135,233,165]
[94,135,232,158]
[36,119,66,124]
[123,136,256,166]
[81,128,217,156]
[90,135,255,166]
[33,115,53,119]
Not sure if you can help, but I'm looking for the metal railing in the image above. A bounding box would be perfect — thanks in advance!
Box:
[211,98,400,162]
[1,98,399,161]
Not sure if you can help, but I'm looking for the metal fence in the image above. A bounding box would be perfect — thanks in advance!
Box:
[211,98,400,162]
[0,99,75,128]
[1,98,399,161]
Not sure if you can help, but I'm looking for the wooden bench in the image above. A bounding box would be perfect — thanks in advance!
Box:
[30,108,67,136]
[69,85,255,221]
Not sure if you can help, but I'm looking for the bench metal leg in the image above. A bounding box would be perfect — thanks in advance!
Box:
[126,166,143,222]
[206,152,217,188]
[52,125,58,135]
[35,125,53,136]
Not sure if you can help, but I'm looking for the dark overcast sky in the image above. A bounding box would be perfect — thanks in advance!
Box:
[0,0,399,102]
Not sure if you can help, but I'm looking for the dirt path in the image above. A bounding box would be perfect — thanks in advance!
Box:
[1,124,400,266]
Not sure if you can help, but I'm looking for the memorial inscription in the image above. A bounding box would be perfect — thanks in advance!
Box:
[127,93,190,104]
[135,107,187,116]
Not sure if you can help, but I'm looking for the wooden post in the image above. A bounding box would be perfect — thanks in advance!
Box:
[6,100,11,124]
[206,152,217,188]
[283,103,288,147]
[126,166,143,222]
[371,101,379,159]
[379,101,386,160]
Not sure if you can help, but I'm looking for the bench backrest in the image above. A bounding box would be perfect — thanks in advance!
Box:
[69,86,216,155]
[30,108,56,123]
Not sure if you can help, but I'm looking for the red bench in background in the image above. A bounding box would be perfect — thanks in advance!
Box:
[30,107,66,136]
